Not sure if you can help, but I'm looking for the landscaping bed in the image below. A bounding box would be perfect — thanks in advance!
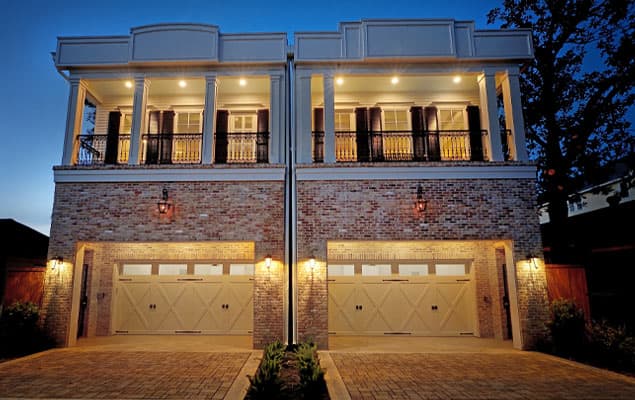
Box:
[246,340,329,399]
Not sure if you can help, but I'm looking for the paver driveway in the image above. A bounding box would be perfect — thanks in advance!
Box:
[328,351,635,400]
[0,336,258,400]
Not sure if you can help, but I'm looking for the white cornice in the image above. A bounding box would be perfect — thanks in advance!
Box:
[54,168,285,183]
[295,165,537,180]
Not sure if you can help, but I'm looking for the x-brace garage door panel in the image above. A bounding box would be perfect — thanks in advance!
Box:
[328,276,474,336]
[115,276,253,334]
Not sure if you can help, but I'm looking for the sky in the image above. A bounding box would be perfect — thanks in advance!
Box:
[0,0,628,236]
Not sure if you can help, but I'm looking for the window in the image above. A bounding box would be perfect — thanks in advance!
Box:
[327,264,355,276]
[230,115,256,132]
[383,109,409,131]
[229,264,255,275]
[438,109,466,130]
[334,111,354,131]
[194,264,223,276]
[158,264,188,275]
[176,112,202,133]
[435,264,468,276]
[361,264,392,276]
[120,114,133,134]
[121,264,152,276]
[399,264,429,276]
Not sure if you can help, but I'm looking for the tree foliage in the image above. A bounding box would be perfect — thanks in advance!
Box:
[488,0,635,233]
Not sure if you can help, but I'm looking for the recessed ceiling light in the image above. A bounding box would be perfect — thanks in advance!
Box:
[239,78,247,86]
[453,76,462,84]
[336,77,344,86]
[178,80,187,88]
[124,81,132,88]
[391,76,399,85]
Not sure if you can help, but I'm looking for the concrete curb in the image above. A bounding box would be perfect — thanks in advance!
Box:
[225,350,262,400]
[319,351,351,400]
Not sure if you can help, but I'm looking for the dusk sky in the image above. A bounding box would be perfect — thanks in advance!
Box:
[0,0,626,235]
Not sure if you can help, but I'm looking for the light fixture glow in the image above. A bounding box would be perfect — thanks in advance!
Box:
[526,254,539,270]
[157,187,172,214]
[308,257,316,269]
[178,80,187,88]
[51,256,64,270]
[414,184,427,214]
[264,255,272,268]
[391,76,399,85]
[124,81,133,88]
[453,76,462,84]
[239,78,247,86]
[335,77,344,86]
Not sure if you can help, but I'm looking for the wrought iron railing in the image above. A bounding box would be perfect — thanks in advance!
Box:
[215,132,269,164]
[76,134,132,165]
[312,130,488,163]
[142,134,202,164]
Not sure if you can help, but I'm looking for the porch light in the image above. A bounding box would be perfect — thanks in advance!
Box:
[308,256,316,269]
[335,77,344,86]
[157,187,172,214]
[526,254,539,270]
[453,76,462,84]
[178,80,187,88]
[239,78,247,86]
[51,256,64,270]
[124,81,133,88]
[264,255,272,268]
[414,184,427,213]
[391,76,399,85]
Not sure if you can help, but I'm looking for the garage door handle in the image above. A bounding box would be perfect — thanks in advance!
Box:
[431,305,438,310]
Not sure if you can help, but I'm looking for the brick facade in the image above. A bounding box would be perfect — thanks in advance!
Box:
[43,175,286,348]
[295,172,549,349]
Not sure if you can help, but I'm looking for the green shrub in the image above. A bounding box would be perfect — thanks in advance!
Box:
[0,301,54,358]
[246,340,286,399]
[296,340,325,398]
[546,298,586,357]
[587,320,635,371]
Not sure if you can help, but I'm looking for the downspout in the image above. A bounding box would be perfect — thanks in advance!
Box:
[286,46,296,345]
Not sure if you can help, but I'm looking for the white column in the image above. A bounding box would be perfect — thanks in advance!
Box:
[270,74,283,164]
[296,73,313,164]
[128,77,149,165]
[478,71,503,161]
[323,73,336,163]
[202,74,217,164]
[61,78,86,165]
[502,70,529,161]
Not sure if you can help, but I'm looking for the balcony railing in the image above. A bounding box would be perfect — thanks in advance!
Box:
[312,130,488,163]
[75,132,270,165]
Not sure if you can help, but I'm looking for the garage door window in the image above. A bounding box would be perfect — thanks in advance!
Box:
[399,264,429,276]
[194,264,223,275]
[122,264,152,276]
[229,264,255,276]
[158,264,188,275]
[328,264,355,276]
[362,264,391,276]
[435,263,468,276]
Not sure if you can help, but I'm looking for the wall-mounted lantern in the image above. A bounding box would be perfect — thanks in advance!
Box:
[157,187,172,214]
[264,254,272,268]
[308,256,316,270]
[51,256,64,270]
[526,254,539,270]
[414,184,427,213]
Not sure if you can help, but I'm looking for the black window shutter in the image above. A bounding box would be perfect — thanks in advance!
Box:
[313,108,324,163]
[215,110,229,164]
[256,109,269,163]
[410,106,425,161]
[369,107,383,161]
[159,111,174,164]
[145,111,161,164]
[424,106,440,161]
[467,105,484,161]
[355,107,370,162]
[104,111,121,164]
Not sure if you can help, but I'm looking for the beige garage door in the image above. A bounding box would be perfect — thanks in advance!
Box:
[328,263,475,336]
[114,263,253,334]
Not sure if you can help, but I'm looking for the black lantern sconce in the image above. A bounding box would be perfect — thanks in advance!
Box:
[264,254,273,268]
[51,256,64,270]
[157,187,172,214]
[526,253,539,270]
[414,184,427,213]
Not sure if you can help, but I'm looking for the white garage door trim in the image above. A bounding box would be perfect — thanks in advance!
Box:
[328,261,476,336]
[113,262,253,335]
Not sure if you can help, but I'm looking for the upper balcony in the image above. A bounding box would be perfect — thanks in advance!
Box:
[73,76,272,166]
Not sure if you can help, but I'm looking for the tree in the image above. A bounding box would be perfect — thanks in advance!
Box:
[488,0,635,260]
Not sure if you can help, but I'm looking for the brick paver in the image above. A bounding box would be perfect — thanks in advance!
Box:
[330,352,635,399]
[0,350,251,399]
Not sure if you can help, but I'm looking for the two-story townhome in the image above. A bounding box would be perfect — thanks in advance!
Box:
[44,20,549,351]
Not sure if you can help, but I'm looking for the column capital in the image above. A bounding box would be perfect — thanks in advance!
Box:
[204,74,217,83]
